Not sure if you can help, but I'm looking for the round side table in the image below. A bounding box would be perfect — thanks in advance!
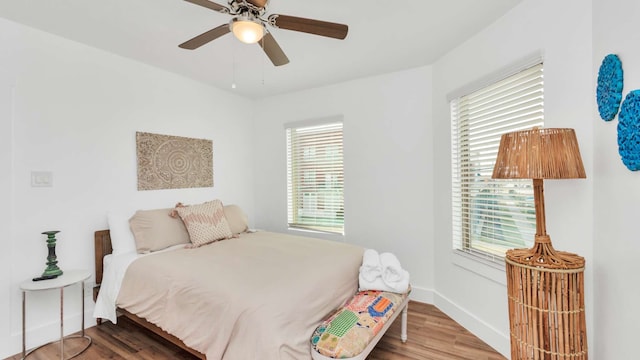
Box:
[20,269,93,360]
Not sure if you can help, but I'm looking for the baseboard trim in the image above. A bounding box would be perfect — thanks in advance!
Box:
[3,307,96,359]
[407,285,434,304]
[433,292,510,357]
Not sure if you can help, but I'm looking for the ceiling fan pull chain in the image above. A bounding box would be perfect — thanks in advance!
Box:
[232,39,237,89]
[261,37,265,86]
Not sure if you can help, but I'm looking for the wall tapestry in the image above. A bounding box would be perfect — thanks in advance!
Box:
[597,54,624,121]
[136,131,213,191]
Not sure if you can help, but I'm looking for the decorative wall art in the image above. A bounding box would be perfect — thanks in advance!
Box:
[597,54,624,121]
[596,53,640,171]
[617,90,640,171]
[136,131,213,191]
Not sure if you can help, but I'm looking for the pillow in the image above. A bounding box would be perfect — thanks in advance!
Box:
[223,204,249,234]
[129,208,190,253]
[107,211,137,256]
[176,199,233,247]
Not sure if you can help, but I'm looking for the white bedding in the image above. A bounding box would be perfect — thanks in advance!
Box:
[93,243,187,323]
[93,251,138,323]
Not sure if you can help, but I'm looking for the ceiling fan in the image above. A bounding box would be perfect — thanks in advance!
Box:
[179,0,349,66]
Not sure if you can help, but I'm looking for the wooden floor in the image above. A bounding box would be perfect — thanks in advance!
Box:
[6,301,506,360]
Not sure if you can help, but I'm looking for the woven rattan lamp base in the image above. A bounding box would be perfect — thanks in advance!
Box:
[506,246,588,360]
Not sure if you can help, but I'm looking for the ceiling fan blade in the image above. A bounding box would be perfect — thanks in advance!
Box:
[183,0,230,14]
[259,32,289,66]
[268,14,348,40]
[179,24,230,50]
[245,0,268,8]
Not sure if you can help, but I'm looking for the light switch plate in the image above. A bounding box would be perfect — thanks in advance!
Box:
[31,171,53,187]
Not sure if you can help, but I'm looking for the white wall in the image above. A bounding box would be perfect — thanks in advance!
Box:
[592,0,640,358]
[431,0,593,356]
[0,17,255,358]
[253,67,435,303]
[0,82,14,354]
[8,0,638,358]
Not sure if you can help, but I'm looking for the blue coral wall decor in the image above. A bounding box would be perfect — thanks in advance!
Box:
[597,54,624,121]
[617,90,640,171]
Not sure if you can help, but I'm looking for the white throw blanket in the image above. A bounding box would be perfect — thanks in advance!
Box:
[358,250,410,293]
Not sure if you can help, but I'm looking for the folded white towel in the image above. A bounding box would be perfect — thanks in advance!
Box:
[358,250,410,293]
[380,252,402,283]
[359,273,398,293]
[380,252,410,293]
[359,248,382,282]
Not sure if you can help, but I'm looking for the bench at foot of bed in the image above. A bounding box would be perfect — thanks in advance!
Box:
[311,289,409,360]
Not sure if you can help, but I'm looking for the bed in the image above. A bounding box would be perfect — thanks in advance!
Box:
[93,203,364,360]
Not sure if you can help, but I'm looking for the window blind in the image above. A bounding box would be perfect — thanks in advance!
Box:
[451,63,544,263]
[286,122,344,234]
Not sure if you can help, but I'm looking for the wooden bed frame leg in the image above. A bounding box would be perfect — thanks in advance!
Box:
[401,303,408,343]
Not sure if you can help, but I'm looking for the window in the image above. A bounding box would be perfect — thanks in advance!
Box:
[450,62,544,263]
[286,120,344,234]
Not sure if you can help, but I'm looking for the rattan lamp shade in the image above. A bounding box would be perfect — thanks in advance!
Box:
[492,127,588,359]
[493,128,586,180]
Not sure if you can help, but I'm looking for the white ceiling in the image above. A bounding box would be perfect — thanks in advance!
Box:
[0,0,522,99]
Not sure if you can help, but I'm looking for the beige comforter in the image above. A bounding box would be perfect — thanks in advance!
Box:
[117,231,364,359]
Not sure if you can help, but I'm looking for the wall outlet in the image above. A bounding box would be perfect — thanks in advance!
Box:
[31,171,53,187]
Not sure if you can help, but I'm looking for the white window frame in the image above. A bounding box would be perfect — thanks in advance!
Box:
[449,56,544,270]
[285,116,344,235]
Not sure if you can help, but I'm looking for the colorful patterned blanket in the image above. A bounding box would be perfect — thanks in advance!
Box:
[310,289,409,358]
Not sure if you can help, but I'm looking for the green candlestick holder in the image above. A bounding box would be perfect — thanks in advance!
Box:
[41,230,63,278]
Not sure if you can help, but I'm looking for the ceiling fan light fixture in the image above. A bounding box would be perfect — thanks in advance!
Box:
[230,16,265,44]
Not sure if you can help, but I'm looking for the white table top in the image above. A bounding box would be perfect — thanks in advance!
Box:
[20,269,91,291]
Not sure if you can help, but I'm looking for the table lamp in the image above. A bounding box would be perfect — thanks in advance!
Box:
[492,127,588,359]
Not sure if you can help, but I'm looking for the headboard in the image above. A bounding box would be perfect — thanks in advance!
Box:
[94,230,112,286]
